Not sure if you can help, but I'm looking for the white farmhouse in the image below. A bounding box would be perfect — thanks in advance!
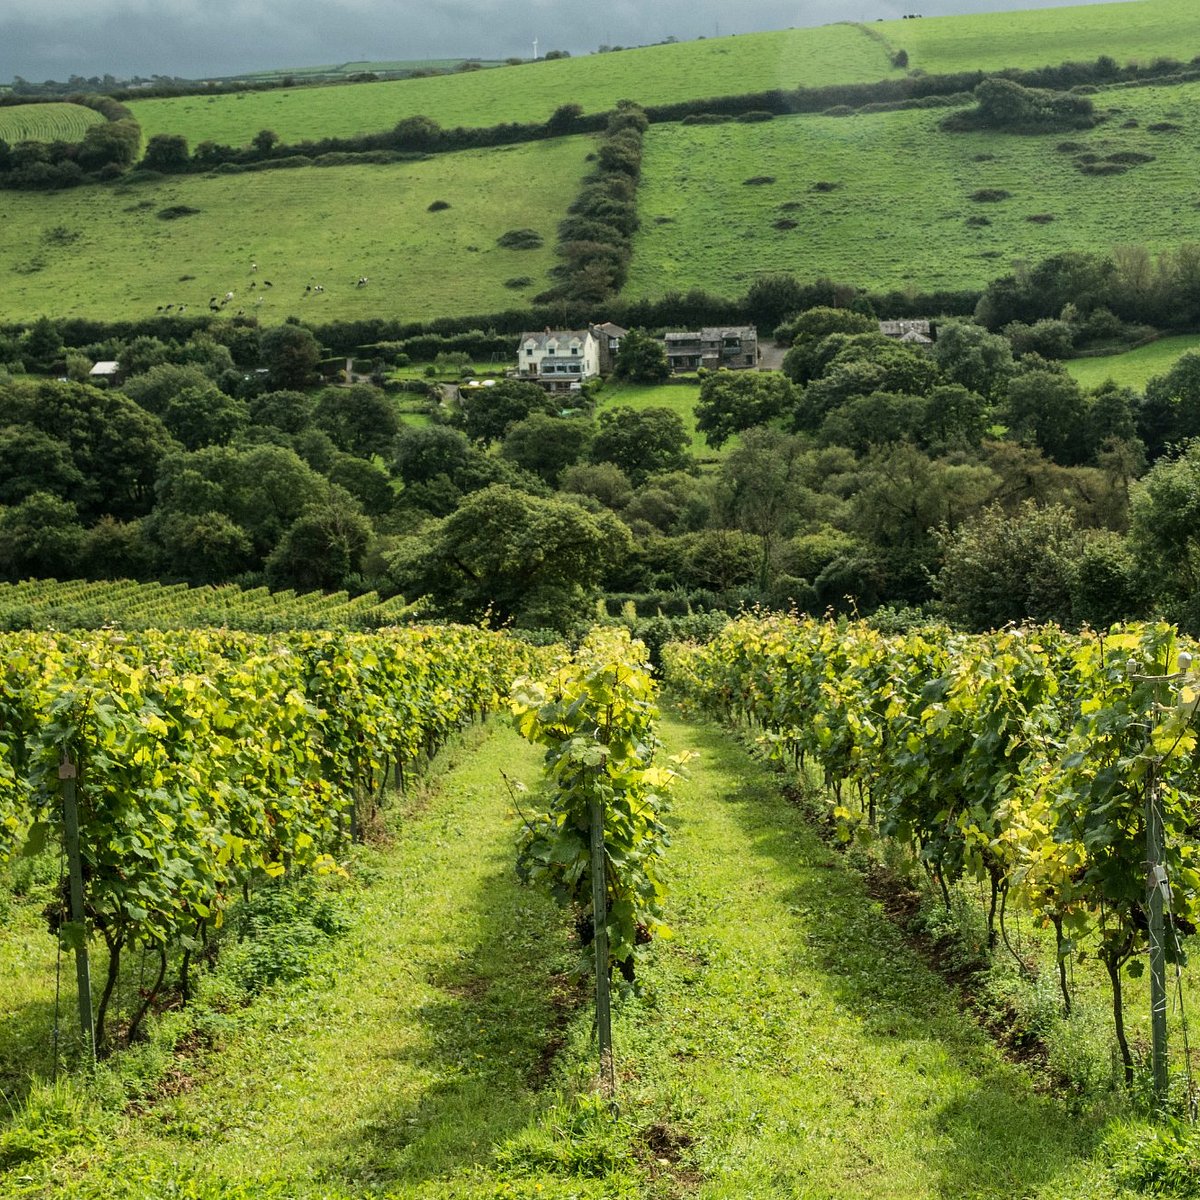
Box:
[515,328,601,394]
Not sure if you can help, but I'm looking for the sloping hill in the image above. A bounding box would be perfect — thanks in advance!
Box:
[127,25,901,146]
[0,138,590,323]
[881,0,1200,77]
[627,77,1200,299]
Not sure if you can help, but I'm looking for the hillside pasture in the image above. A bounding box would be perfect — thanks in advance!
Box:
[0,138,590,323]
[0,102,105,144]
[880,0,1200,78]
[1065,333,1200,390]
[127,25,898,147]
[627,78,1200,300]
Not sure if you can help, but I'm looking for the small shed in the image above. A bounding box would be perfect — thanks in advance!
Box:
[88,360,123,385]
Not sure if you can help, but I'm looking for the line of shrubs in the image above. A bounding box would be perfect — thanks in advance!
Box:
[534,101,647,305]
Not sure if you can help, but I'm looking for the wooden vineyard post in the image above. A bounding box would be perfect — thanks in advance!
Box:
[1146,749,1169,1106]
[589,792,614,1093]
[59,752,96,1064]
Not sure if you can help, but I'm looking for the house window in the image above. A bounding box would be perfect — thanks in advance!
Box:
[526,348,534,356]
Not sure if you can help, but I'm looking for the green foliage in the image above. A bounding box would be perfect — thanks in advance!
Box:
[392,484,633,629]
[510,628,687,974]
[590,405,690,483]
[695,369,795,447]
[942,77,1096,134]
[612,329,668,384]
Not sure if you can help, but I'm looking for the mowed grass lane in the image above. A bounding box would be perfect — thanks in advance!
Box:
[627,78,1200,300]
[882,0,1200,77]
[128,25,898,147]
[0,138,590,323]
[0,103,105,143]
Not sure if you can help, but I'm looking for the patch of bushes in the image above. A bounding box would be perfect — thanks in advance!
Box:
[737,110,775,122]
[965,215,991,227]
[1055,141,1084,152]
[1147,121,1181,132]
[427,199,450,211]
[496,228,544,249]
[1106,150,1155,165]
[942,77,1096,134]
[773,218,798,230]
[681,112,731,125]
[1026,213,1056,223]
[973,153,997,161]
[1077,161,1128,175]
[157,204,201,220]
[504,276,533,288]
[743,175,776,186]
[970,189,1011,202]
[811,180,841,192]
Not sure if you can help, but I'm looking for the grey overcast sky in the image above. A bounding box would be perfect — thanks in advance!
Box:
[0,0,1128,83]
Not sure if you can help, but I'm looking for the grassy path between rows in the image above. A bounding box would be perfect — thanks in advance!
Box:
[12,715,1135,1198]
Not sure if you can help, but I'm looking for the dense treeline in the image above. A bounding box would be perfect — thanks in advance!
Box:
[6,243,1200,634]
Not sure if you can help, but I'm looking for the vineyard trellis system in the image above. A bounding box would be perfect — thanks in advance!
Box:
[0,624,558,1062]
[664,614,1200,1110]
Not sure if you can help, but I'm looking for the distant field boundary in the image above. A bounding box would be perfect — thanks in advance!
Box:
[125,51,1200,177]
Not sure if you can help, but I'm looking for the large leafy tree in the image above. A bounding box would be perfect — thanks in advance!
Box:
[590,406,690,483]
[312,384,400,458]
[459,379,559,445]
[612,329,669,384]
[390,484,632,629]
[695,370,795,447]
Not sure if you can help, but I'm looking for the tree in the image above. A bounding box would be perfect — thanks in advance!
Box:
[252,128,280,155]
[260,324,321,389]
[612,329,669,383]
[1002,369,1090,465]
[695,370,795,447]
[818,391,925,454]
[390,484,633,629]
[458,379,559,445]
[161,385,249,450]
[743,274,810,332]
[590,406,690,483]
[326,453,395,517]
[19,316,63,373]
[934,501,1082,630]
[312,384,399,457]
[1,378,177,520]
[250,389,313,434]
[150,510,255,583]
[930,320,1013,401]
[546,103,584,134]
[1138,351,1200,459]
[0,492,84,579]
[774,304,875,347]
[265,495,374,591]
[0,425,84,504]
[501,413,594,483]
[141,133,190,171]
[1128,441,1200,630]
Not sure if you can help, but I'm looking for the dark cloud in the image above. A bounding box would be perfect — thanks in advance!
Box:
[0,0,1123,82]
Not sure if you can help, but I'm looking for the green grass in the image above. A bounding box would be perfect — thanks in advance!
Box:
[881,0,1200,77]
[596,380,712,456]
[1065,334,1200,389]
[628,78,1200,300]
[1,711,1189,1197]
[127,25,898,146]
[0,103,105,143]
[0,138,591,323]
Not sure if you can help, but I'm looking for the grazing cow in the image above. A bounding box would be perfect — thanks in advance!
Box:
[224,291,234,302]
[263,281,273,287]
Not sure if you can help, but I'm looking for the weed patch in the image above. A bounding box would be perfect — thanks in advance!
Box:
[157,204,202,220]
[970,188,1011,202]
[743,175,775,185]
[496,227,544,249]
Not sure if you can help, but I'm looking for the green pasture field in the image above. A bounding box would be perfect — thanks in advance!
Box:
[1065,333,1200,389]
[0,102,105,143]
[127,24,899,147]
[880,0,1200,77]
[627,77,1200,301]
[0,138,590,324]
